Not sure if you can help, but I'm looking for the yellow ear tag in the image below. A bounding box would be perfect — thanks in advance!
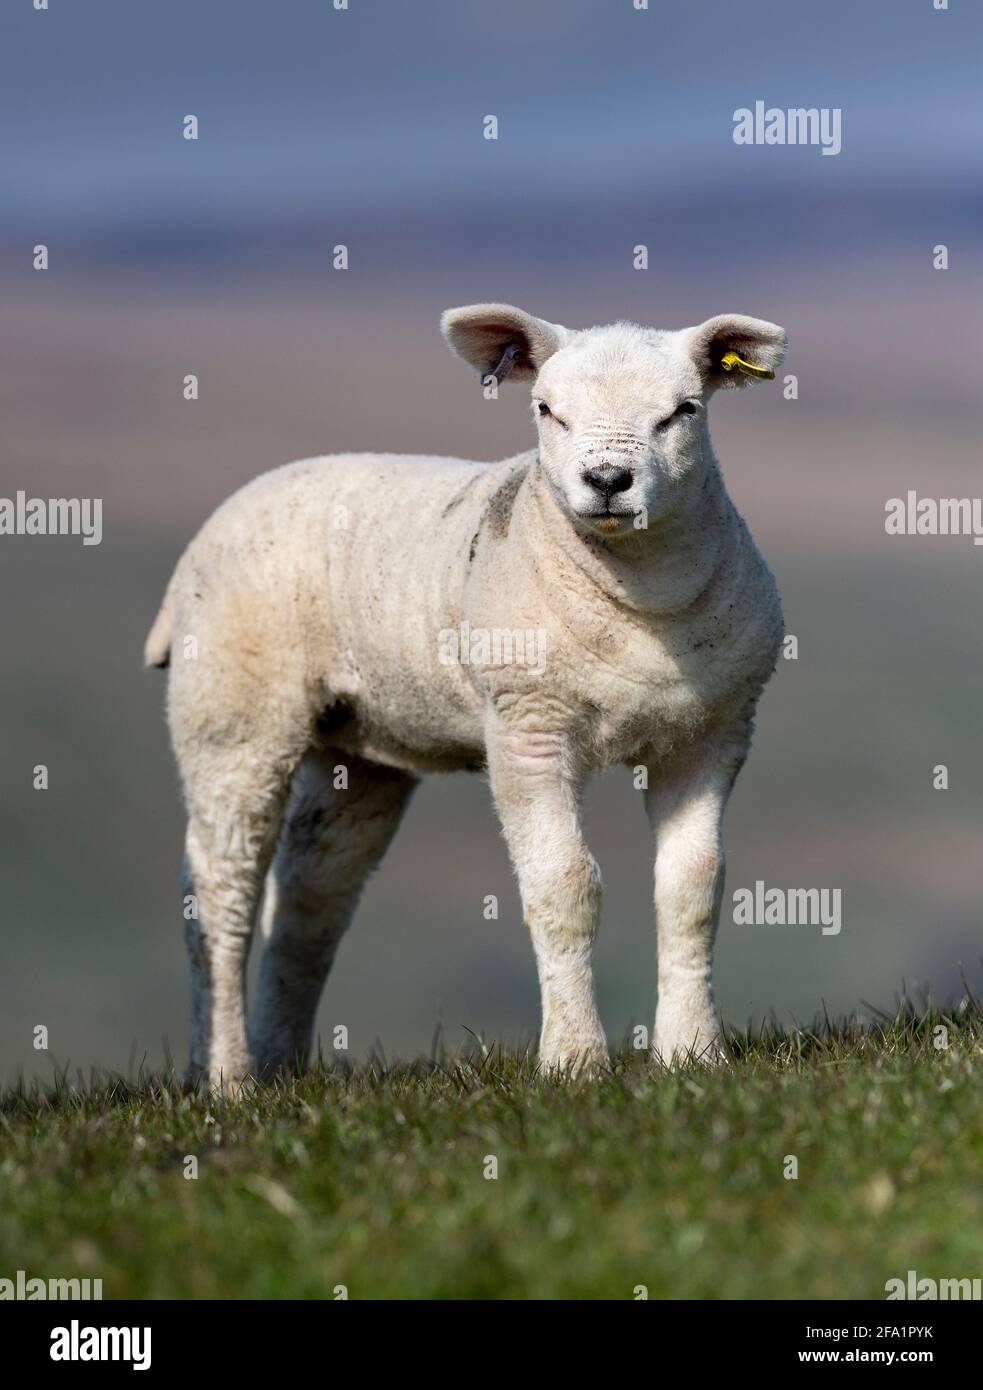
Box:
[721,350,775,381]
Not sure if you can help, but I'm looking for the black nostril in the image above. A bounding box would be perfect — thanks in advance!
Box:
[583,464,633,497]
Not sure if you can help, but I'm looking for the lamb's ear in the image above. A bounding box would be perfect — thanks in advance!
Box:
[441,303,569,383]
[681,314,787,391]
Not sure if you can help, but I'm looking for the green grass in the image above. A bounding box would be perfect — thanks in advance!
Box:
[2,997,981,1300]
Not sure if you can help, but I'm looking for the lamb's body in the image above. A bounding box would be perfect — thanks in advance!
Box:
[149,303,787,1086]
[164,450,779,773]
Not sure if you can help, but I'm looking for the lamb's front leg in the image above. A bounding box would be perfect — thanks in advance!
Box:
[486,718,607,1075]
[643,733,748,1067]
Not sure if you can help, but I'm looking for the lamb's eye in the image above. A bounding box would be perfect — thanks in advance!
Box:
[536,400,567,428]
[655,400,699,430]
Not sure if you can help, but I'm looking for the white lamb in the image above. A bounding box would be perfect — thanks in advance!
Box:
[145,302,787,1088]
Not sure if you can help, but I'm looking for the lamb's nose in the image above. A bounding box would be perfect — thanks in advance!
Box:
[583,463,633,498]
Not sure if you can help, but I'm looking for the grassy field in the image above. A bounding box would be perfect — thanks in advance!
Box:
[1,998,981,1300]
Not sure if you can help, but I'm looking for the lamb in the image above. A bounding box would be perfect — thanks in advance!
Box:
[145,302,787,1088]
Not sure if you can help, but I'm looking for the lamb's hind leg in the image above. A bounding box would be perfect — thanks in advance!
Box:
[250,749,417,1076]
[181,745,297,1090]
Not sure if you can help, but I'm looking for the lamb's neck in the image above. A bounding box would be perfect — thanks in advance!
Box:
[524,457,736,619]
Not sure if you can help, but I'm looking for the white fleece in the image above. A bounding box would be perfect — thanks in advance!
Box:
[147,303,787,1086]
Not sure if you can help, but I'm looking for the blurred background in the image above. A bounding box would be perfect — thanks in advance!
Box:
[1,0,981,1081]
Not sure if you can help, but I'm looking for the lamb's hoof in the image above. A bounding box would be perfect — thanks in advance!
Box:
[187,1058,258,1095]
[252,1053,309,1084]
[538,1043,610,1080]
[653,1034,729,1070]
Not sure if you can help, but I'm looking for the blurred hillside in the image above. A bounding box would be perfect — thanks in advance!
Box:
[1,0,981,1079]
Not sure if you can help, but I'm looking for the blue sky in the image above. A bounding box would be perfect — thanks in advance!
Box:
[3,0,979,239]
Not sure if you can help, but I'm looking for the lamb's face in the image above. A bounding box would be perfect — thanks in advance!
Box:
[531,327,708,538]
[441,304,787,542]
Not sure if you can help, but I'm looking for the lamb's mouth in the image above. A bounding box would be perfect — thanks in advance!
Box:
[577,507,634,531]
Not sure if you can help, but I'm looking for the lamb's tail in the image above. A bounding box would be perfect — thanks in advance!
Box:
[144,570,177,669]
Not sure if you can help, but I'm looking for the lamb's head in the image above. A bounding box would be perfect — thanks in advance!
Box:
[442,302,786,538]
